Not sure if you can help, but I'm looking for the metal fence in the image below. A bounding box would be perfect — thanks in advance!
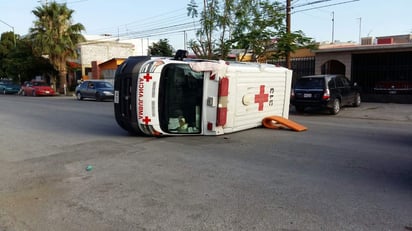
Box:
[269,56,315,85]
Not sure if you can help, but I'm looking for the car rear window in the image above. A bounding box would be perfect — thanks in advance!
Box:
[295,78,325,89]
[33,82,48,86]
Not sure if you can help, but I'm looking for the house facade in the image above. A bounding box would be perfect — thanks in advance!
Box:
[313,34,412,103]
[74,35,151,82]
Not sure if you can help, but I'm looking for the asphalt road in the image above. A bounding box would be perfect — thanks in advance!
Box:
[0,95,411,231]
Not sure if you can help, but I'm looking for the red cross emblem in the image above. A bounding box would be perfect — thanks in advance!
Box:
[142,116,151,125]
[143,73,152,82]
[255,85,268,111]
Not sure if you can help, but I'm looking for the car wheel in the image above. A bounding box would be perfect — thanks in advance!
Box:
[2,89,5,95]
[295,106,305,113]
[330,98,341,115]
[95,93,102,101]
[352,93,361,107]
[76,92,83,100]
[32,91,36,96]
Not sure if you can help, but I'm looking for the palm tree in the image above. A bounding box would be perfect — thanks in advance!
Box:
[30,2,85,92]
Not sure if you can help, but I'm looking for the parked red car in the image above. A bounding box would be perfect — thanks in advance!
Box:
[21,80,56,96]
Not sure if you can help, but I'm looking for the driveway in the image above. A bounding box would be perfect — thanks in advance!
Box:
[291,102,412,121]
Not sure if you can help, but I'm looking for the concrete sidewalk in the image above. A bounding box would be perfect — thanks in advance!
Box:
[290,103,412,121]
[335,103,412,121]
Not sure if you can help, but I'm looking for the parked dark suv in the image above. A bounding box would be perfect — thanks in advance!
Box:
[290,74,361,115]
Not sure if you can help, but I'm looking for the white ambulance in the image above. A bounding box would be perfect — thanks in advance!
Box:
[114,50,298,136]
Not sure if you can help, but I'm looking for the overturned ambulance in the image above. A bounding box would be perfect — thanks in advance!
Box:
[114,51,299,136]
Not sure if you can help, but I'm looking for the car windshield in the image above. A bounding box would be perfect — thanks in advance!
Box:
[295,77,325,89]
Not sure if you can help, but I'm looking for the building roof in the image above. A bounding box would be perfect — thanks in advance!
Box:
[313,43,412,53]
[98,58,126,70]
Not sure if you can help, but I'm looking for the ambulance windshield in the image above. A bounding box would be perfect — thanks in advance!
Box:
[158,63,203,134]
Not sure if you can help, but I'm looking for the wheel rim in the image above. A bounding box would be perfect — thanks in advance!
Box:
[333,99,340,114]
[356,94,361,105]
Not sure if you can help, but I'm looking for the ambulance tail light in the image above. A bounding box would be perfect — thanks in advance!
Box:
[322,89,330,100]
[216,77,229,126]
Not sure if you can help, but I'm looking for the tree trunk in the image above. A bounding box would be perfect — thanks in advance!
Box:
[51,76,57,90]
[59,69,67,94]
[57,58,67,95]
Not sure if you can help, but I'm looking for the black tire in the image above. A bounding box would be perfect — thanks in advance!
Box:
[352,93,361,107]
[330,98,341,115]
[295,106,305,113]
[76,92,83,100]
[95,93,102,101]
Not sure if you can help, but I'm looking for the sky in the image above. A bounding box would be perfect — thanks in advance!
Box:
[0,0,411,49]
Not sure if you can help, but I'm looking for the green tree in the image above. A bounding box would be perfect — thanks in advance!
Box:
[187,0,316,62]
[187,0,199,18]
[187,0,234,59]
[3,36,57,84]
[271,28,317,62]
[30,2,85,91]
[0,31,17,78]
[231,0,285,61]
[1,32,56,83]
[216,0,235,59]
[148,39,174,56]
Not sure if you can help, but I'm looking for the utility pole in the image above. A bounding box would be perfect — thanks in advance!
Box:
[285,0,359,68]
[331,11,335,43]
[358,17,362,44]
[184,30,187,50]
[286,0,291,69]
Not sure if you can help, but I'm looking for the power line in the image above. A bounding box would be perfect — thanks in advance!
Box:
[292,0,360,13]
[292,0,332,8]
[86,6,198,42]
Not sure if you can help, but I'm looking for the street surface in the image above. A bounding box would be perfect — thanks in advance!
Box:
[0,95,411,231]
